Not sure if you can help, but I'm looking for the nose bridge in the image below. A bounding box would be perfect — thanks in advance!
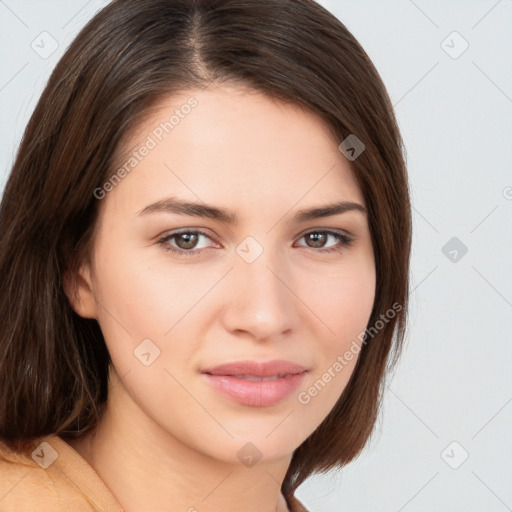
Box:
[223,239,296,338]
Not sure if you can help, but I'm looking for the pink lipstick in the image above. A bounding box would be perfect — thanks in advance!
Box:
[201,360,307,407]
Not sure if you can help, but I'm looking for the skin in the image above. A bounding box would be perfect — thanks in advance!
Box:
[65,84,376,512]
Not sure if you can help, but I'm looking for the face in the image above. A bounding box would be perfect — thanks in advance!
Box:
[73,84,376,464]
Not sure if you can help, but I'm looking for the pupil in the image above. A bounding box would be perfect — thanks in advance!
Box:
[177,233,198,249]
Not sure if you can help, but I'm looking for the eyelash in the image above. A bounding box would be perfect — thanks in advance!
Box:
[157,229,354,257]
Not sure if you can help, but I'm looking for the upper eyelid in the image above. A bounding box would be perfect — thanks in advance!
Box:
[160,227,217,240]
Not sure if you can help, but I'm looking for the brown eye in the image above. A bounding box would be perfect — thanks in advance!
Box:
[158,229,220,256]
[304,232,328,248]
[295,230,354,253]
[174,232,199,250]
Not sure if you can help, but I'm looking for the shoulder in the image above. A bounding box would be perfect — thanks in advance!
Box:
[0,435,121,512]
[0,436,81,511]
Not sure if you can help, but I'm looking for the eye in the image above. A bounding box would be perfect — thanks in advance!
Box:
[294,230,354,253]
[158,229,354,256]
[158,229,219,256]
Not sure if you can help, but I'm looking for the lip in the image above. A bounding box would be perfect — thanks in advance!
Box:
[201,359,308,407]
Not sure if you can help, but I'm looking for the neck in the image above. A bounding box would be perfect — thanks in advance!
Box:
[66,373,292,512]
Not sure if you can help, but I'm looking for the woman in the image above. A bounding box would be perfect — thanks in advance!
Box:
[0,0,411,511]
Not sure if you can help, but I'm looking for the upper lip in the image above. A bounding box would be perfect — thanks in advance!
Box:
[201,359,308,377]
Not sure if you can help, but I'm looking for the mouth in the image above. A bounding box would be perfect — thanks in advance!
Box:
[201,360,308,407]
[226,374,290,381]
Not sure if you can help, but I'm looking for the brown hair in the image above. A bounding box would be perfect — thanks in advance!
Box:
[0,0,411,501]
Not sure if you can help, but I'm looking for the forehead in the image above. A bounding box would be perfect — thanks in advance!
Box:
[105,85,364,216]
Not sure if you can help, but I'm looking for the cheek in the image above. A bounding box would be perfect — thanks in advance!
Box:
[92,246,208,337]
[90,246,226,380]
[297,258,376,345]
[294,256,375,408]
[89,251,205,419]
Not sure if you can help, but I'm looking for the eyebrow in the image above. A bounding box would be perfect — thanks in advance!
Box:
[138,196,367,223]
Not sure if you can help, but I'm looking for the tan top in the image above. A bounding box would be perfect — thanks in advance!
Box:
[0,434,308,512]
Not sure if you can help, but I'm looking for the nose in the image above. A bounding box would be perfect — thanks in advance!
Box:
[221,248,299,342]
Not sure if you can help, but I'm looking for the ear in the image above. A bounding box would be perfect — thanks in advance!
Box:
[63,264,98,319]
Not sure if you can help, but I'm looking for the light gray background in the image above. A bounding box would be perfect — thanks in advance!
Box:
[1,1,511,511]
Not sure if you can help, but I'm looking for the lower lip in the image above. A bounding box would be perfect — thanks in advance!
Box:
[202,372,307,407]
